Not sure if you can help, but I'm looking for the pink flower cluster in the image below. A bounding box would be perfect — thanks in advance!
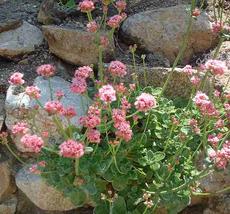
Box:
[107,15,123,28]
[9,72,25,85]
[189,119,200,134]
[59,140,84,158]
[212,21,223,33]
[21,134,44,153]
[25,86,41,99]
[36,64,55,77]
[183,65,200,86]
[209,140,230,169]
[12,122,29,135]
[87,129,101,143]
[87,21,98,32]
[99,84,116,103]
[208,134,222,147]
[44,101,64,115]
[112,109,132,142]
[116,0,127,12]
[80,105,101,128]
[71,77,87,94]
[135,93,157,112]
[108,61,127,77]
[71,66,92,94]
[29,161,46,174]
[62,107,77,119]
[79,0,95,12]
[74,66,93,79]
[205,59,227,75]
[193,92,218,117]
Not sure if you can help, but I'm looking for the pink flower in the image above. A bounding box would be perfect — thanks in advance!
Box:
[87,21,98,32]
[129,84,136,91]
[115,83,127,94]
[214,90,220,97]
[215,119,224,129]
[55,90,64,99]
[88,105,101,116]
[70,77,87,94]
[9,72,25,85]
[44,101,64,115]
[100,36,109,48]
[224,103,230,112]
[183,65,196,76]
[21,134,44,153]
[116,0,127,11]
[99,84,116,103]
[80,114,101,128]
[121,97,131,111]
[212,21,223,33]
[36,64,55,77]
[87,129,101,143]
[192,8,201,17]
[38,161,46,167]
[62,107,77,119]
[29,165,41,174]
[193,91,209,106]
[79,0,95,12]
[190,76,200,86]
[208,134,220,147]
[108,61,127,77]
[59,140,84,158]
[41,131,49,138]
[115,121,133,142]
[112,109,126,128]
[189,119,200,134]
[25,86,41,99]
[74,66,93,79]
[107,15,123,28]
[205,59,226,75]
[12,122,29,135]
[135,93,157,112]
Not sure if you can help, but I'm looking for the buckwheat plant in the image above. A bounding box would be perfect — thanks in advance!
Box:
[2,0,230,213]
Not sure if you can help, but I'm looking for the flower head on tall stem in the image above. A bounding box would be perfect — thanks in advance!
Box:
[107,15,123,28]
[25,86,41,99]
[21,134,44,153]
[99,84,116,104]
[36,64,55,77]
[59,140,84,158]
[9,72,25,85]
[135,93,157,112]
[79,0,95,12]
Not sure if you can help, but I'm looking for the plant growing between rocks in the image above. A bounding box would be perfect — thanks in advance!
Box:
[1,0,230,213]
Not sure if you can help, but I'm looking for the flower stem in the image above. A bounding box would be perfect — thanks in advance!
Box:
[75,158,79,176]
[5,143,25,164]
[160,0,196,96]
[48,78,53,100]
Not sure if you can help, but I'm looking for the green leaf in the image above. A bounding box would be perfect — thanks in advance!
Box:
[94,201,109,214]
[85,146,94,154]
[153,151,165,162]
[150,162,160,170]
[113,196,127,214]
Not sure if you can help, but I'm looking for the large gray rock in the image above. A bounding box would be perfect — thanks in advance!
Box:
[0,19,22,33]
[0,196,17,214]
[5,76,90,152]
[42,25,114,65]
[121,5,217,65]
[0,21,43,59]
[16,164,76,211]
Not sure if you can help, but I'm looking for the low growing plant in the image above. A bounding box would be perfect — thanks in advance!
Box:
[1,0,230,213]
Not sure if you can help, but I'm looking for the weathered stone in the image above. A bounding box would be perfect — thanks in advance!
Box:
[0,157,16,200]
[0,21,43,59]
[199,168,230,193]
[0,196,17,214]
[121,5,217,65]
[38,0,69,25]
[203,194,230,214]
[122,65,200,98]
[16,164,76,211]
[0,19,22,33]
[5,76,90,152]
[42,25,115,65]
